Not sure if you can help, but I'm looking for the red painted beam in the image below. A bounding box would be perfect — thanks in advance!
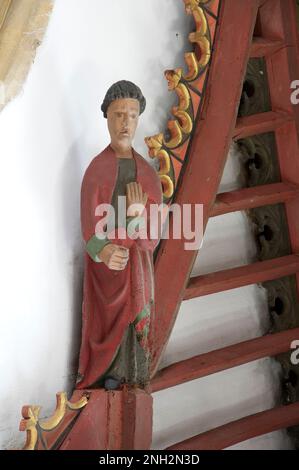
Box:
[184,254,299,299]
[211,181,299,217]
[166,402,299,450]
[122,388,153,450]
[250,37,285,58]
[258,0,299,300]
[233,111,292,140]
[152,0,260,376]
[59,388,153,450]
[151,327,299,392]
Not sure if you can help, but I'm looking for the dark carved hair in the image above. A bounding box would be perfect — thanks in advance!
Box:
[101,80,146,118]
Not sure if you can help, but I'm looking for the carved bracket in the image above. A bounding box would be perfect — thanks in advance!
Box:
[19,391,89,450]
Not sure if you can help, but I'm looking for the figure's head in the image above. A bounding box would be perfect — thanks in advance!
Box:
[101,80,146,153]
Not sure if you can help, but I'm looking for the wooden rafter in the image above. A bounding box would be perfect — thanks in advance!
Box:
[152,0,299,449]
[166,402,299,450]
[259,0,299,295]
[185,254,299,299]
[152,0,260,375]
[233,111,292,140]
[211,182,299,217]
[250,37,285,58]
[151,327,299,392]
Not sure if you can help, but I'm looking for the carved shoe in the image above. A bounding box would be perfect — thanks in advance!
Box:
[104,376,122,390]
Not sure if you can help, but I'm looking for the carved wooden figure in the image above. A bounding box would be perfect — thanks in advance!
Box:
[76,81,162,391]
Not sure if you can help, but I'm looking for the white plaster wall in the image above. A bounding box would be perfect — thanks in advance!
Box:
[0,0,293,450]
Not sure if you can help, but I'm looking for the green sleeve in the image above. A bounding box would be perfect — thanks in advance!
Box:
[86,217,145,262]
[86,235,111,263]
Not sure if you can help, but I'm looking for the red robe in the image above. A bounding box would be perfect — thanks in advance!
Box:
[76,144,162,389]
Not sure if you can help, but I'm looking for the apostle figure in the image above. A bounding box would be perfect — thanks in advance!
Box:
[76,81,163,390]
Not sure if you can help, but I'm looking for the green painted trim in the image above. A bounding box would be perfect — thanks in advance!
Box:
[134,304,150,325]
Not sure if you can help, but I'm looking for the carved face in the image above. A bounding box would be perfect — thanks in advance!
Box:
[107,98,140,153]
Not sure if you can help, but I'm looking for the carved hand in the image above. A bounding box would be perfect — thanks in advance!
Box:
[126,182,148,217]
[98,244,129,270]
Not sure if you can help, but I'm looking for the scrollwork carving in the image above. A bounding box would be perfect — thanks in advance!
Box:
[238,58,271,117]
[248,204,291,261]
[20,392,89,450]
[238,133,281,187]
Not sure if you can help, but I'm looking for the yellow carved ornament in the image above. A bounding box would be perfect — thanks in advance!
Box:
[146,0,216,196]
[20,392,89,450]
[165,68,182,91]
[183,1,211,81]
[157,150,171,175]
[192,5,208,35]
[184,0,210,14]
[39,392,88,430]
[172,109,193,134]
[163,120,183,149]
[144,133,164,158]
[19,406,40,451]
[189,34,211,67]
[174,83,190,111]
[160,175,174,199]
[183,52,199,81]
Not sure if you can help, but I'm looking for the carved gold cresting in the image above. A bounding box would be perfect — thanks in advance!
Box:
[184,2,210,80]
[145,0,216,200]
[19,392,89,450]
[19,405,40,451]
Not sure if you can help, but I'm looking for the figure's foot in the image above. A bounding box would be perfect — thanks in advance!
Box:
[104,376,122,390]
